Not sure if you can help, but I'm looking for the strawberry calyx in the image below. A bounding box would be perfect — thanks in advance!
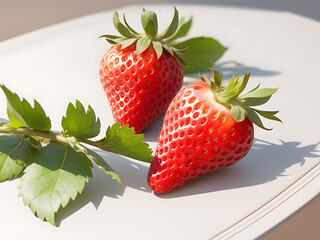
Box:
[200,69,282,130]
[99,6,191,61]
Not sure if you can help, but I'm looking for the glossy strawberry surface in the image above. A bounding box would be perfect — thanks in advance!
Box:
[147,82,254,193]
[100,44,183,133]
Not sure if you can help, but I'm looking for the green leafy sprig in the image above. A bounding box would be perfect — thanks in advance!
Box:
[100,6,227,73]
[200,69,282,130]
[0,85,153,226]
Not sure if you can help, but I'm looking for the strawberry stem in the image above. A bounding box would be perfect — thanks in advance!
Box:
[202,69,281,130]
[100,7,191,60]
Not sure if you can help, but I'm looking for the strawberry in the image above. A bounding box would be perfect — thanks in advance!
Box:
[99,7,190,133]
[147,69,281,193]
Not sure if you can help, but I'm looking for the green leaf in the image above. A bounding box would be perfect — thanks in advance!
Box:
[247,84,260,94]
[255,109,282,123]
[171,45,189,55]
[113,11,136,38]
[160,6,179,39]
[136,36,152,55]
[241,88,278,106]
[201,69,281,130]
[152,41,163,59]
[245,107,272,131]
[105,38,119,45]
[86,148,120,183]
[222,75,236,96]
[166,17,192,43]
[98,122,153,162]
[62,100,101,139]
[233,73,250,96]
[6,110,25,128]
[230,102,246,122]
[99,34,123,45]
[219,73,250,103]
[200,73,213,88]
[211,68,223,88]
[68,140,120,183]
[123,13,139,35]
[141,10,158,39]
[120,38,137,50]
[99,34,122,39]
[0,135,36,182]
[175,53,187,65]
[27,136,42,150]
[174,37,227,73]
[163,44,174,56]
[19,144,93,226]
[1,85,51,131]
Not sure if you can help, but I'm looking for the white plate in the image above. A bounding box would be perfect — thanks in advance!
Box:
[0,4,319,240]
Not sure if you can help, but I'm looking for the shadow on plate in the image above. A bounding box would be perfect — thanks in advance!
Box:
[141,60,280,143]
[156,139,320,199]
[183,60,280,86]
[55,138,319,225]
[55,149,151,226]
[142,113,165,143]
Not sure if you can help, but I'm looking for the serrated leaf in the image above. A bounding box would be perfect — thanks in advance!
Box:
[174,37,227,73]
[160,6,179,39]
[241,88,278,106]
[136,36,152,55]
[113,11,136,38]
[141,10,158,38]
[1,85,51,131]
[152,41,163,59]
[166,17,192,43]
[19,144,93,226]
[6,110,25,128]
[62,100,101,139]
[68,140,120,183]
[98,122,153,162]
[0,135,36,182]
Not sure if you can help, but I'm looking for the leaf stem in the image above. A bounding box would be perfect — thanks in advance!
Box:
[0,125,153,162]
[0,126,122,156]
[0,126,69,146]
[80,138,119,155]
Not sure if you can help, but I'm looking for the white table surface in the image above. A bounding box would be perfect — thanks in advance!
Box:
[1,1,320,240]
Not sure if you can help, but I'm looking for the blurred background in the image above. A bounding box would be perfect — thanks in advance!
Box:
[0,0,319,239]
[0,0,319,41]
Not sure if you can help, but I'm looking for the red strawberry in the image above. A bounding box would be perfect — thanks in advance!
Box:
[100,44,183,133]
[99,8,189,133]
[147,69,281,193]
